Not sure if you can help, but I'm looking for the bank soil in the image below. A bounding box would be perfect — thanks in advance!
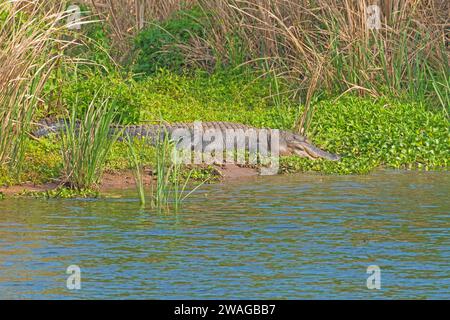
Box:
[0,164,258,196]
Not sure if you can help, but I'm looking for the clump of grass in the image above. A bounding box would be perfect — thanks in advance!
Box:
[0,0,67,173]
[151,133,172,210]
[126,136,146,206]
[60,68,293,128]
[123,126,208,212]
[139,128,207,212]
[61,95,121,190]
[134,6,207,74]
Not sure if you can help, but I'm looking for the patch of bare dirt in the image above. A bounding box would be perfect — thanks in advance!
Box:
[0,182,60,196]
[100,169,154,190]
[215,164,258,179]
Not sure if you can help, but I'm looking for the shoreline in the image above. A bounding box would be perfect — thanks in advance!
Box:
[1,163,448,198]
[0,164,259,197]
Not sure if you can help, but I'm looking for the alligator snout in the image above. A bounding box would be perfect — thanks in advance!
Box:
[284,132,340,161]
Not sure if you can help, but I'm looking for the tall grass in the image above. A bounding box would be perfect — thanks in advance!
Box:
[127,127,207,212]
[127,136,146,206]
[151,133,172,210]
[152,136,207,212]
[78,1,448,121]
[196,0,449,125]
[0,0,68,172]
[169,143,207,212]
[61,95,121,190]
[80,0,196,57]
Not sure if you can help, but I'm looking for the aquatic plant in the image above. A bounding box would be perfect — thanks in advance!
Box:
[151,130,208,212]
[280,96,449,174]
[126,136,146,206]
[151,131,171,210]
[60,95,121,190]
[19,187,99,199]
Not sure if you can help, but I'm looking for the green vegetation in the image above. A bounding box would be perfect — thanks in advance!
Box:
[199,0,450,120]
[134,6,207,74]
[127,137,146,206]
[150,132,208,212]
[0,1,66,174]
[60,96,121,190]
[0,1,448,202]
[61,72,140,124]
[281,97,449,174]
[0,136,63,187]
[19,187,99,199]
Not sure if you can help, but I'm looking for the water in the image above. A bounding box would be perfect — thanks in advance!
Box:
[0,170,449,299]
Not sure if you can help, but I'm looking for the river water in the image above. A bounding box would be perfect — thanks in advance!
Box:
[0,170,448,299]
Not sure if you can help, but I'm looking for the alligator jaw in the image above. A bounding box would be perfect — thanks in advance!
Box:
[288,140,341,161]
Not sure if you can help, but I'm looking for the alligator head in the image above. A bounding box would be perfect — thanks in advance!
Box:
[280,131,340,161]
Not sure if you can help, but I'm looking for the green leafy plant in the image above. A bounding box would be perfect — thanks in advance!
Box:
[20,187,99,199]
[281,96,449,174]
[61,72,141,124]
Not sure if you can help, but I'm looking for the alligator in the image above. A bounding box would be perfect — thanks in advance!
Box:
[32,119,340,161]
